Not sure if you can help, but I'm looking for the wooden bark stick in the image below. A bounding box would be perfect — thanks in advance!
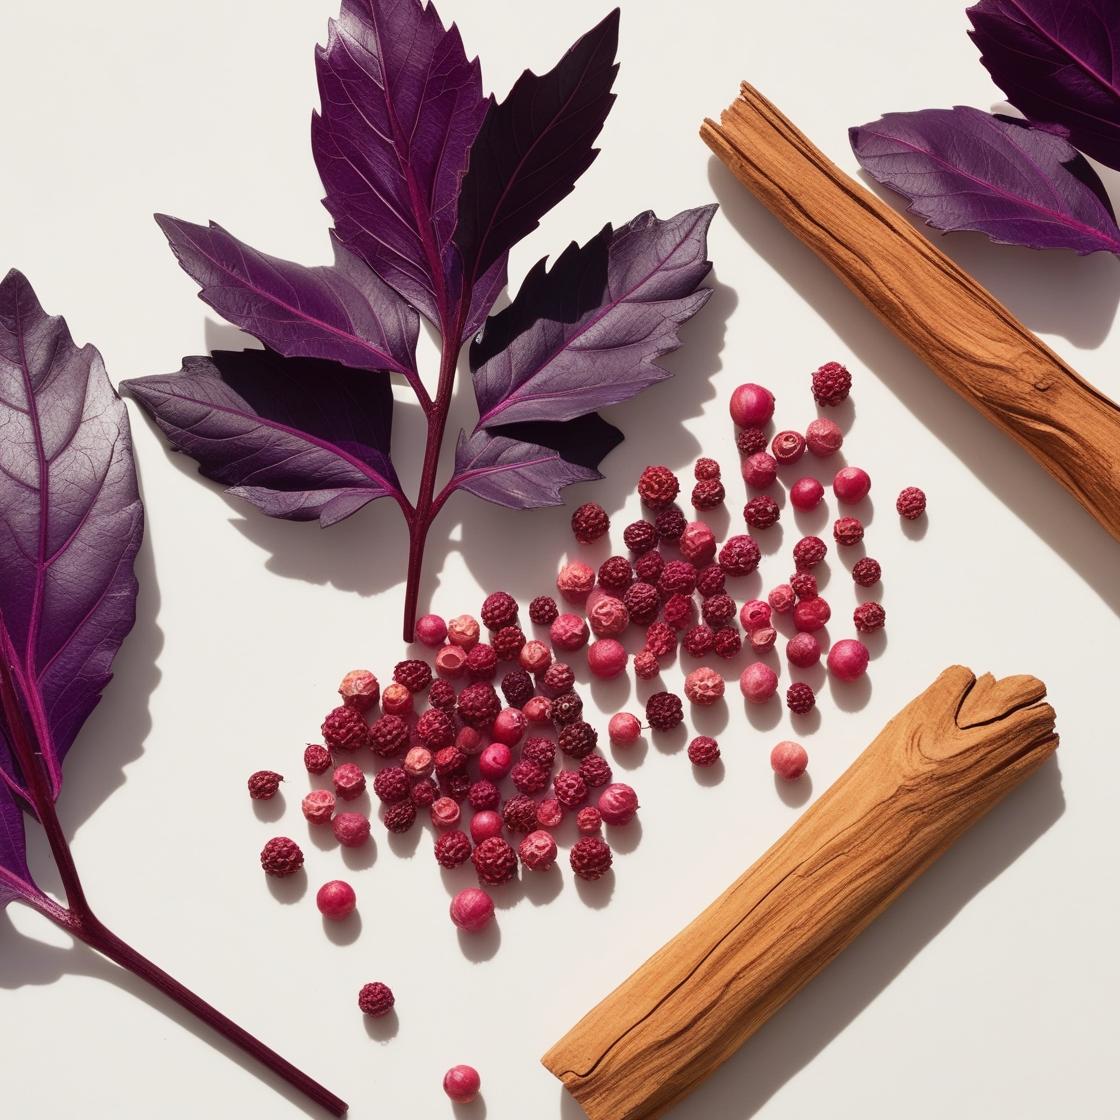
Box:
[701,84,1120,543]
[543,667,1058,1120]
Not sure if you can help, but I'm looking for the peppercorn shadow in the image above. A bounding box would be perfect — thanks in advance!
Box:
[692,757,726,788]
[451,1095,487,1120]
[457,922,501,962]
[574,870,615,910]
[363,1008,399,1043]
[322,911,362,947]
[828,673,872,714]
[251,793,287,823]
[266,870,308,905]
[774,771,813,809]
[607,817,643,855]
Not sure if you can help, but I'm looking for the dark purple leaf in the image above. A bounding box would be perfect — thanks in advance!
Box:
[850,107,1120,253]
[123,349,403,526]
[449,414,620,509]
[968,0,1120,170]
[312,0,488,331]
[472,205,715,428]
[0,783,37,909]
[455,9,619,296]
[157,215,419,375]
[0,270,144,803]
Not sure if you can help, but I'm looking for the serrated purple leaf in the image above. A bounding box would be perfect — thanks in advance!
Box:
[0,270,144,804]
[449,417,619,509]
[455,9,619,295]
[850,107,1120,254]
[312,0,488,331]
[157,215,419,375]
[471,205,715,428]
[123,349,402,527]
[968,0,1120,171]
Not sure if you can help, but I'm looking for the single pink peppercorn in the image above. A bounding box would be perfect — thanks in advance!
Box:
[470,810,503,843]
[634,550,664,582]
[248,770,283,800]
[434,644,467,677]
[695,563,726,598]
[771,740,809,780]
[523,695,552,723]
[551,612,590,651]
[719,534,761,576]
[303,744,331,775]
[688,736,720,766]
[786,682,816,714]
[598,783,639,826]
[380,681,413,716]
[571,501,610,543]
[472,836,518,885]
[358,982,395,1018]
[740,662,779,704]
[428,678,457,711]
[771,430,806,465]
[383,800,417,834]
[805,417,843,457]
[450,889,494,934]
[540,662,576,698]
[519,638,552,674]
[456,726,485,756]
[623,519,658,554]
[529,595,559,625]
[321,705,370,752]
[645,621,676,657]
[679,521,718,565]
[833,466,871,504]
[598,555,635,593]
[833,516,864,547]
[897,486,927,520]
[434,830,472,869]
[609,712,642,745]
[571,835,613,881]
[768,584,795,613]
[457,681,502,729]
[393,658,432,693]
[854,602,886,633]
[633,648,660,679]
[811,361,852,406]
[637,465,681,510]
[744,494,780,529]
[714,627,742,658]
[829,638,870,681]
[301,789,335,825]
[465,644,497,682]
[654,507,687,545]
[736,426,768,455]
[316,880,356,921]
[554,768,588,808]
[729,382,775,427]
[740,599,772,631]
[577,806,602,834]
[519,829,559,871]
[588,596,629,638]
[416,708,455,750]
[410,778,439,808]
[695,457,722,481]
[536,798,564,829]
[430,796,462,829]
[414,614,448,647]
[787,631,822,668]
[790,476,825,511]
[793,535,827,569]
[372,766,409,804]
[403,746,434,780]
[793,597,831,633]
[692,478,726,510]
[468,779,500,810]
[645,691,684,731]
[510,759,549,796]
[685,666,725,706]
[480,591,518,630]
[742,451,778,489]
[587,638,629,679]
[557,560,595,601]
[491,625,526,662]
[492,707,528,746]
[443,1065,481,1104]
[447,614,481,650]
[683,624,715,657]
[852,556,882,587]
[332,763,366,801]
[749,626,777,654]
[338,669,380,712]
[478,742,513,781]
[662,593,696,631]
[333,812,371,848]
[623,581,660,624]
[579,754,613,788]
[790,571,818,600]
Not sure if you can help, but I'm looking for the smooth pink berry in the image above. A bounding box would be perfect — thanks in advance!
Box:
[742,451,778,488]
[414,614,447,646]
[768,584,795,613]
[443,1065,481,1104]
[729,382,775,427]
[608,712,642,745]
[478,742,513,781]
[805,417,843,457]
[523,696,552,723]
[598,783,639,826]
[833,466,871,504]
[588,638,628,679]
[740,599,771,630]
[771,740,809,780]
[790,476,825,511]
[470,810,503,843]
[793,597,831,632]
[771,430,806,465]
[519,829,558,871]
[403,746,433,779]
[456,726,485,755]
[786,631,822,668]
[551,612,589,651]
[332,812,370,848]
[449,889,494,934]
[316,880,356,920]
[828,638,870,681]
[740,661,779,704]
[492,707,527,746]
[519,638,552,674]
[430,796,461,828]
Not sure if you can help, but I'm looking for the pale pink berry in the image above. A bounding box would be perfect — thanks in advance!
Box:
[492,708,527,746]
[679,521,717,565]
[414,614,448,646]
[470,811,504,844]
[729,382,775,427]
[519,830,558,871]
[450,888,494,933]
[740,599,772,630]
[742,451,778,488]
[430,796,461,828]
[403,746,433,779]
[833,466,871,504]
[435,644,467,677]
[478,743,513,780]
[588,639,628,679]
[768,584,795,613]
[771,740,809,780]
[786,631,822,668]
[805,417,843,457]
[443,1065,481,1104]
[685,666,725,706]
[519,639,552,674]
[380,681,413,715]
[557,560,595,600]
[609,712,642,745]
[790,477,825,511]
[588,595,629,637]
[316,880,356,920]
[301,789,335,825]
[749,626,777,653]
[828,638,870,681]
[740,662,778,703]
[523,696,552,723]
[447,614,480,650]
[551,612,590,651]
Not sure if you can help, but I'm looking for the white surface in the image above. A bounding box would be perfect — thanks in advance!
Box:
[0,1,1114,1117]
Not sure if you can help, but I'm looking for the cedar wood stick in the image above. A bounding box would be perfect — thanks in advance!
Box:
[543,667,1058,1119]
[701,83,1120,543]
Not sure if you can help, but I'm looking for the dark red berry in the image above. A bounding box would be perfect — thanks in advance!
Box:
[634,550,664,583]
[719,535,761,576]
[645,691,684,731]
[529,595,559,625]
[691,479,725,510]
[793,535,827,569]
[853,602,886,633]
[428,679,457,712]
[248,770,283,800]
[303,744,331,774]
[598,555,634,593]
[481,591,518,630]
[811,361,852,406]
[695,564,726,597]
[896,486,926,520]
[638,465,680,510]
[468,780,500,811]
[500,669,534,708]
[553,769,588,809]
[655,507,687,542]
[466,643,497,680]
[570,836,612,881]
[695,457,722,481]
[577,806,603,833]
[579,755,612,788]
[687,736,720,766]
[713,627,742,658]
[373,767,410,804]
[384,800,417,833]
[658,559,697,597]
[442,771,472,802]
[550,690,584,727]
[457,682,501,729]
[491,625,526,661]
[369,713,409,758]
[701,593,736,627]
[321,706,369,752]
[744,495,780,529]
[260,836,304,877]
[435,830,473,869]
[623,520,657,554]
[472,836,518,884]
[393,659,432,693]
[790,572,818,600]
[771,430,806,465]
[433,746,466,778]
[571,502,610,543]
[645,621,677,657]
[623,581,660,625]
[416,708,455,750]
[833,517,864,547]
[540,662,576,697]
[510,759,549,795]
[736,426,768,455]
[662,592,695,630]
[633,648,660,679]
[852,557,882,587]
[521,737,556,769]
[502,794,538,833]
[683,624,715,657]
[357,982,394,1017]
[786,682,816,714]
[559,721,598,759]
[410,778,439,808]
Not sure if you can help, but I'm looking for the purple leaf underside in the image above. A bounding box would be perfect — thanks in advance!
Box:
[968,0,1120,171]
[0,783,36,908]
[123,349,402,527]
[850,107,1120,254]
[0,270,144,820]
[455,8,620,296]
[157,215,419,375]
[471,205,716,427]
[312,0,489,333]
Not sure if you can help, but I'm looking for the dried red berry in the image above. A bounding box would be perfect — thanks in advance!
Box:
[854,602,886,633]
[481,591,518,630]
[521,737,556,769]
[457,682,501,729]
[736,426,768,455]
[695,563,726,597]
[357,982,394,1018]
[519,830,558,871]
[645,621,677,657]
[428,679,457,713]
[465,643,498,680]
[645,691,684,731]
[559,721,598,759]
[687,736,720,767]
[579,754,613,788]
[414,708,453,750]
[442,771,472,802]
[701,593,736,627]
[554,769,588,808]
[501,794,538,833]
[332,763,366,801]
[369,713,409,758]
[793,597,831,632]
[499,669,533,709]
[338,669,380,712]
[771,430,807,465]
[633,648,660,679]
[434,830,473,868]
[393,659,432,693]
[577,806,602,833]
[433,746,466,778]
[656,560,694,598]
[662,593,695,630]
[570,835,613,881]
[896,486,927,520]
[248,770,283,800]
[852,556,882,587]
[303,744,331,774]
[691,479,726,510]
[793,535,827,569]
[373,767,410,804]
[383,801,417,833]
[540,662,576,697]
[623,519,658,554]
[302,789,335,824]
[786,682,816,714]
[571,502,610,543]
[790,572,818,600]
[833,516,864,547]
[713,627,742,658]
[510,759,550,795]
[536,798,564,829]
[695,457,722,481]
[260,836,304,877]
[321,706,369,752]
[622,581,660,625]
[744,495,780,529]
[683,624,715,657]
[550,690,584,726]
[528,595,559,625]
[472,836,518,885]
[634,550,664,583]
[598,555,634,593]
[655,507,687,543]
[491,625,526,661]
[719,534,761,576]
[638,465,680,510]
[333,812,371,847]
[410,778,439,808]
[811,360,852,406]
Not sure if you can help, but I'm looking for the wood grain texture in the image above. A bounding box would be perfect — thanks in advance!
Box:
[701,84,1120,543]
[543,667,1058,1120]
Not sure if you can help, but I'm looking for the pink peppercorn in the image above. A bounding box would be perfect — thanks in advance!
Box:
[523,696,552,723]
[577,806,602,834]
[478,743,513,781]
[598,783,639,826]
[768,584,795,613]
[695,564,726,597]
[833,516,864,546]
[472,836,518,885]
[683,624,715,657]
[332,812,371,847]
[380,681,413,716]
[662,594,696,631]
[771,430,806,465]
[316,880,356,921]
[358,982,395,1018]
[852,557,882,587]
[736,426,768,455]
[793,535,827,569]
[790,571,818,600]
[744,494,781,529]
[551,612,590,651]
[645,621,676,657]
[633,648,660,679]
[833,466,871,504]
[414,614,448,647]
[828,638,870,681]
[536,798,564,829]
[443,1065,481,1104]
[588,639,629,679]
[685,666,725,706]
[373,766,409,804]
[519,829,558,871]
[492,707,527,746]
[740,599,772,630]
[430,797,461,828]
[688,736,720,767]
[749,626,777,654]
[338,669,380,712]
[248,770,283,800]
[786,682,816,714]
[570,835,613,881]
[609,712,642,745]
[740,662,779,704]
[470,810,503,843]
[729,382,775,427]
[465,643,497,681]
[447,614,480,649]
[790,476,825,511]
[578,753,612,788]
[403,746,433,780]
[332,763,366,801]
[719,535,761,576]
[450,889,494,934]
[793,597,831,632]
[589,595,629,637]
[434,644,467,677]
[714,628,742,658]
[854,602,886,633]
[896,486,927,520]
[456,726,485,756]
[742,451,778,488]
[679,521,717,565]
[805,417,843,457]
[301,789,335,825]
[787,631,822,668]
[303,744,331,774]
[519,638,552,674]
[771,740,809,780]
[557,560,595,600]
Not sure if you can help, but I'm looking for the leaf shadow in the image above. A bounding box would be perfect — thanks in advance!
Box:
[708,157,1120,616]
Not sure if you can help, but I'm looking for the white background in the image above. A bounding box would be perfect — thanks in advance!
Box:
[0,1,1115,1117]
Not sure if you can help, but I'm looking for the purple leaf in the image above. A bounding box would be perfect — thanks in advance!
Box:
[123,349,403,526]
[455,9,620,296]
[849,107,1120,253]
[449,413,621,509]
[968,0,1120,170]
[0,270,144,803]
[157,215,419,375]
[0,783,38,909]
[472,205,715,428]
[312,0,489,331]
